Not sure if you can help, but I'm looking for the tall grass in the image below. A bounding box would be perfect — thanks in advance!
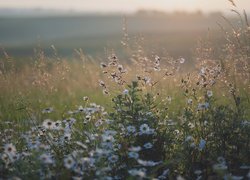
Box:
[0,3,249,179]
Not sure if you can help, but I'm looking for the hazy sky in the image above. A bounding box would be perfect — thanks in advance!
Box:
[0,0,249,13]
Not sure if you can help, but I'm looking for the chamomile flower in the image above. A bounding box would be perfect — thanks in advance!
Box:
[179,57,186,64]
[128,146,141,152]
[64,156,75,169]
[128,152,139,159]
[213,163,228,171]
[137,159,161,166]
[123,89,129,95]
[126,125,136,134]
[143,142,153,149]
[108,155,119,163]
[187,98,193,105]
[54,120,62,130]
[197,102,209,110]
[207,90,213,97]
[63,133,72,141]
[100,63,107,68]
[4,143,17,156]
[42,107,53,114]
[128,168,146,177]
[83,96,89,101]
[139,124,154,135]
[40,153,54,164]
[198,139,206,151]
[42,119,54,130]
[185,135,193,142]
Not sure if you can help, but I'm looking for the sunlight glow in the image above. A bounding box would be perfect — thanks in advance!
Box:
[0,0,249,13]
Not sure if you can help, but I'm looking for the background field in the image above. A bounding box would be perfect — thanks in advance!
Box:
[0,11,231,59]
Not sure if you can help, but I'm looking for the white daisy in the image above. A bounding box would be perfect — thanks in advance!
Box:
[123,89,129,95]
[126,125,136,134]
[64,156,75,169]
[42,119,54,130]
[4,143,17,156]
[207,90,213,97]
[139,124,153,135]
[108,155,119,163]
[128,152,139,159]
[143,142,153,149]
[40,153,53,164]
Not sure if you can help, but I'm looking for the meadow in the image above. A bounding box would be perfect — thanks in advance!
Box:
[0,5,250,180]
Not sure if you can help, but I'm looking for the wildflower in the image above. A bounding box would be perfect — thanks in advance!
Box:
[187,98,193,105]
[102,134,115,143]
[241,120,250,127]
[158,169,169,179]
[167,119,177,126]
[54,120,62,130]
[108,155,119,163]
[217,156,226,164]
[95,119,103,127]
[64,156,75,169]
[197,102,209,110]
[113,143,121,151]
[129,146,141,152]
[200,67,206,75]
[213,158,227,172]
[42,107,53,113]
[142,77,151,84]
[123,89,129,95]
[78,105,84,112]
[179,57,186,64]
[239,165,250,169]
[174,129,180,134]
[177,175,185,180]
[194,170,202,175]
[185,135,193,142]
[155,55,160,64]
[103,130,117,136]
[40,153,53,164]
[140,124,150,133]
[139,124,154,135]
[80,157,95,167]
[99,80,106,88]
[154,66,161,71]
[1,153,9,163]
[83,96,89,101]
[126,125,136,134]
[128,151,139,159]
[188,122,195,128]
[207,90,213,97]
[128,168,146,177]
[166,96,172,102]
[138,159,161,167]
[198,139,206,151]
[85,115,91,121]
[8,177,21,180]
[103,89,109,95]
[117,64,124,72]
[231,176,244,180]
[63,133,71,141]
[143,142,153,149]
[190,142,196,148]
[42,119,54,130]
[72,176,83,180]
[100,63,107,68]
[4,143,17,156]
